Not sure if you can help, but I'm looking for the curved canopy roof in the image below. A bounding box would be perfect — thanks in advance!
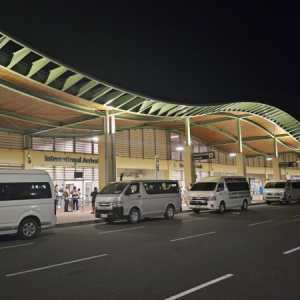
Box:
[0,31,299,157]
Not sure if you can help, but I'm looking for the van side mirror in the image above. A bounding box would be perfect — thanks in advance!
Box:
[125,189,131,196]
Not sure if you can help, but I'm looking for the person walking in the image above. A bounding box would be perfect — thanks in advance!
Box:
[90,187,98,213]
[55,184,59,211]
[71,186,79,212]
[63,185,70,212]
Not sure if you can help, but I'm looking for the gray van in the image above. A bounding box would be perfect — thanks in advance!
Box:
[95,180,181,224]
[285,180,300,204]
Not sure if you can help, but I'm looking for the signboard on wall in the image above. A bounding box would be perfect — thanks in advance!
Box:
[279,162,298,168]
[192,151,215,161]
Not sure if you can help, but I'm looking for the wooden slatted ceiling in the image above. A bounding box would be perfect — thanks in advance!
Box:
[246,139,291,153]
[0,85,84,122]
[190,126,233,143]
[247,116,286,135]
[0,115,42,130]
[152,123,184,129]
[0,66,107,111]
[76,118,102,127]
[190,114,231,122]
[209,119,238,137]
[115,119,146,126]
[48,128,101,134]
[215,144,258,156]
[279,137,300,148]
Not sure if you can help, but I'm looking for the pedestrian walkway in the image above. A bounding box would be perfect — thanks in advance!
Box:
[55,195,265,228]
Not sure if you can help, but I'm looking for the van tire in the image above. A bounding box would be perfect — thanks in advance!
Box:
[241,200,248,210]
[266,201,271,205]
[164,205,175,219]
[286,196,292,205]
[193,209,200,213]
[128,208,140,224]
[218,201,226,213]
[18,218,39,240]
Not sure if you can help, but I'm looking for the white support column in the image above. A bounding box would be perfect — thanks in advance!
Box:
[273,137,281,180]
[236,118,246,176]
[183,117,196,186]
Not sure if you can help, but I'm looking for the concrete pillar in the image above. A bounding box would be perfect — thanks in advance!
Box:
[236,118,246,177]
[273,157,281,180]
[183,145,196,186]
[98,111,116,189]
[236,153,246,176]
[24,150,32,170]
[273,138,281,180]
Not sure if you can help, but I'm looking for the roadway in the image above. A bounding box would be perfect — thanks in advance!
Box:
[1,203,300,300]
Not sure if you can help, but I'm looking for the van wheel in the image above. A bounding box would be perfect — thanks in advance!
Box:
[104,218,114,224]
[266,201,271,205]
[164,205,175,219]
[219,201,226,213]
[193,209,200,213]
[18,218,39,240]
[241,200,248,210]
[128,208,140,224]
[286,196,292,205]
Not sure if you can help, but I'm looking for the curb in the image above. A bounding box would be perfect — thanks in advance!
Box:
[55,219,103,228]
[55,202,266,228]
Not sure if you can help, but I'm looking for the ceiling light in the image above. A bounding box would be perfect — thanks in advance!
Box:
[266,157,273,161]
[92,137,98,142]
[171,135,179,139]
[176,146,184,151]
[229,153,236,157]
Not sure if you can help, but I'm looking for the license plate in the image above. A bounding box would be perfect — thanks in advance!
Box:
[101,214,107,218]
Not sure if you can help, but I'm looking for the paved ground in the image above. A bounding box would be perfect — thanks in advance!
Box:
[55,195,265,226]
[1,202,299,300]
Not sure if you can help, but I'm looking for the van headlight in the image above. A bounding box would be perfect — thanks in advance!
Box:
[112,201,123,207]
[208,196,216,201]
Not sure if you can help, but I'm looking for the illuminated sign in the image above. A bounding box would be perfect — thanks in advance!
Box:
[44,155,98,164]
[192,151,215,161]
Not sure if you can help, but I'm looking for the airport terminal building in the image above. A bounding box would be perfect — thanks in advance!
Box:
[0,31,299,203]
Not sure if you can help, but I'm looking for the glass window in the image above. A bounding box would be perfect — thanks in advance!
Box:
[190,182,217,191]
[291,181,300,189]
[0,182,52,201]
[226,182,250,191]
[129,183,140,194]
[99,182,129,194]
[143,181,179,194]
[217,183,224,191]
[0,183,12,200]
[264,182,286,188]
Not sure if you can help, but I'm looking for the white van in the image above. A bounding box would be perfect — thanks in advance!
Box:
[0,169,57,239]
[263,180,286,204]
[187,176,251,213]
[285,180,300,204]
[95,180,181,224]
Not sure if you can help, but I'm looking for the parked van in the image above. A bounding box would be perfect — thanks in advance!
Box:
[263,180,286,204]
[187,176,251,213]
[0,169,57,239]
[95,180,181,224]
[285,180,300,204]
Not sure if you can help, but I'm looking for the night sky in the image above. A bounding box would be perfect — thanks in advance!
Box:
[0,1,299,121]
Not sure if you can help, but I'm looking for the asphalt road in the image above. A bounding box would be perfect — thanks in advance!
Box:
[1,204,300,300]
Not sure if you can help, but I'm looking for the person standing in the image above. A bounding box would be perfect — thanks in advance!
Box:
[90,187,98,214]
[63,185,70,212]
[180,185,185,203]
[55,184,59,211]
[71,186,79,212]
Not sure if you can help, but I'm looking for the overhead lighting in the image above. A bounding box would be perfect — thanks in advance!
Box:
[266,157,273,161]
[92,137,98,142]
[229,153,236,157]
[176,146,184,151]
[171,135,179,139]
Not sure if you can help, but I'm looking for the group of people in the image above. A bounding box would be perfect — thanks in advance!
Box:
[55,184,98,213]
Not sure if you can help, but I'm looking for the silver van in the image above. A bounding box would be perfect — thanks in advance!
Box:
[285,180,300,204]
[95,180,181,224]
[263,180,286,204]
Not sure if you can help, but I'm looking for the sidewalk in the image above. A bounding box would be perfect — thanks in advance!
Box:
[55,195,265,228]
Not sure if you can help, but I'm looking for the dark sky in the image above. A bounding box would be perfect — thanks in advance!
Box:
[0,1,299,120]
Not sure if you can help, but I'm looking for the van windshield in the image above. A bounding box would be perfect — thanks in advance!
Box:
[99,182,128,194]
[190,182,217,191]
[264,182,285,188]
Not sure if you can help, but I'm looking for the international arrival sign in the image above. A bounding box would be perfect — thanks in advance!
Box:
[192,151,215,161]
